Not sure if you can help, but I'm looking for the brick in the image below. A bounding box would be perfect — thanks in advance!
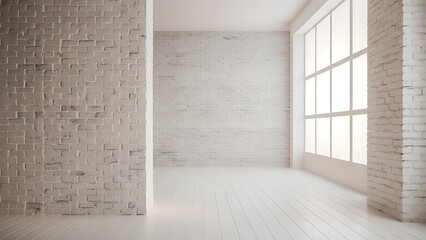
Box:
[154,31,290,167]
[367,0,426,222]
[0,0,151,215]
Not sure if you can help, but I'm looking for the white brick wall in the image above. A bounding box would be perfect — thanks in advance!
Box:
[367,0,426,222]
[154,32,290,167]
[367,0,404,220]
[401,0,426,222]
[0,0,150,215]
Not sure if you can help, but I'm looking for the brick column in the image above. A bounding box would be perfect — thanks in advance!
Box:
[367,0,426,222]
[0,0,152,215]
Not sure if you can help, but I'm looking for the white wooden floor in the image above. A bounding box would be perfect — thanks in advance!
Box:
[1,167,425,240]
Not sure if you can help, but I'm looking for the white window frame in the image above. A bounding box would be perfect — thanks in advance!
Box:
[304,0,367,164]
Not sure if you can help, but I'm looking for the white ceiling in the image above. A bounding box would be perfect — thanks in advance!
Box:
[154,0,311,31]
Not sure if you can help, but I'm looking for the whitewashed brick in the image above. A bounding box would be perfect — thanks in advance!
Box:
[0,0,151,215]
[368,0,426,222]
[154,31,290,167]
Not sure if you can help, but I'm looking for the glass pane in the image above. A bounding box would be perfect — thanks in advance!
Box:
[353,54,367,110]
[316,15,330,71]
[332,116,350,161]
[353,0,368,53]
[332,62,350,112]
[305,77,315,115]
[316,71,330,114]
[353,114,367,164]
[305,28,316,77]
[305,119,316,153]
[332,0,350,63]
[316,117,330,157]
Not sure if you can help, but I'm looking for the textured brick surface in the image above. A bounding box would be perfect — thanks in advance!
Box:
[367,0,404,220]
[0,0,150,215]
[401,0,426,222]
[367,0,426,222]
[154,32,290,167]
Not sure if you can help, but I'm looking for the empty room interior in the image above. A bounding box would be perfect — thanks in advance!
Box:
[0,0,426,239]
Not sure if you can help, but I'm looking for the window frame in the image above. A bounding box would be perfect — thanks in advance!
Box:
[304,0,367,164]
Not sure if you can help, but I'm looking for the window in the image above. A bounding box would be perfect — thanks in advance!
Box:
[304,0,367,164]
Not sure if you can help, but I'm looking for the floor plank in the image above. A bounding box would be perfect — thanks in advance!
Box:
[219,170,257,240]
[234,171,293,240]
[32,216,80,240]
[212,169,240,240]
[204,169,223,240]
[0,167,425,240]
[6,216,61,240]
[187,170,206,240]
[18,216,70,240]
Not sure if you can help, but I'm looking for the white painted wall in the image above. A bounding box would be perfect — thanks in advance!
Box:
[304,153,367,193]
[145,0,154,211]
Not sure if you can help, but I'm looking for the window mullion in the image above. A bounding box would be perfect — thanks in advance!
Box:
[304,0,368,163]
[314,25,318,154]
